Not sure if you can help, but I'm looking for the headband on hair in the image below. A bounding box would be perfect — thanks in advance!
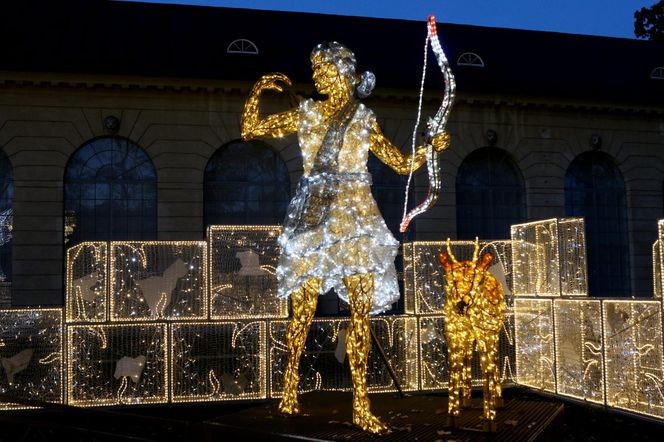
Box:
[311,41,375,98]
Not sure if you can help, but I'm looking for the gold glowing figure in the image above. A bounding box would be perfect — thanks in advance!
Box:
[241,42,449,435]
[438,238,506,431]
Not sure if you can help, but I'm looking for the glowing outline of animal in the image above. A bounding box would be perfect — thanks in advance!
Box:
[438,238,506,431]
[135,258,189,317]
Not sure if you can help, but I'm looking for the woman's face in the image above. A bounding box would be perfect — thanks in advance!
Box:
[311,56,348,96]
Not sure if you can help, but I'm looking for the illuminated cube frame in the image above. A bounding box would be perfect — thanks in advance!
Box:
[65,242,108,323]
[511,218,588,297]
[109,241,209,322]
[170,320,267,403]
[0,308,64,410]
[207,225,288,320]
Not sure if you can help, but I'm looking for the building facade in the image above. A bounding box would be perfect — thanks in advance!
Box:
[1,2,663,305]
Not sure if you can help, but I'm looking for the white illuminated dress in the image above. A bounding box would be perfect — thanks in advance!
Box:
[276,98,399,314]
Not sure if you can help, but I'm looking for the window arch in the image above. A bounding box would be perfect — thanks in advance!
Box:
[457,52,485,67]
[64,137,157,245]
[204,140,290,226]
[0,150,13,283]
[565,151,630,296]
[456,147,526,239]
[651,66,664,80]
[226,39,259,55]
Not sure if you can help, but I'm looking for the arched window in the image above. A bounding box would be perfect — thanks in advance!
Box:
[457,52,485,67]
[565,151,630,296]
[226,39,259,55]
[64,137,157,245]
[0,150,13,283]
[204,140,290,226]
[456,147,526,239]
[367,153,411,239]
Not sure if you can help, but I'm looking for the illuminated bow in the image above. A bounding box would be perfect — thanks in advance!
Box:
[400,15,456,233]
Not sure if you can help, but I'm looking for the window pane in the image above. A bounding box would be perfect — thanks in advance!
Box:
[204,140,290,226]
[64,137,157,244]
[456,147,526,240]
[564,151,629,296]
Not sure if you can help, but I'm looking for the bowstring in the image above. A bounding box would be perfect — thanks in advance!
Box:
[401,30,431,233]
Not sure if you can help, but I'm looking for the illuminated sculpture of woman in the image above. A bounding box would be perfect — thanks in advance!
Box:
[241,42,449,434]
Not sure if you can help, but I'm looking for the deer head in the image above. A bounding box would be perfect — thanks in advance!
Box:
[438,237,493,314]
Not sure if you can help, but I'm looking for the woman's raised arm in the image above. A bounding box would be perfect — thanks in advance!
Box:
[241,73,299,141]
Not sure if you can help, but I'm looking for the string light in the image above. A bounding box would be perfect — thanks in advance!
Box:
[67,323,168,407]
[66,242,107,322]
[170,321,266,403]
[0,308,63,410]
[511,218,587,297]
[108,241,208,322]
[208,225,288,319]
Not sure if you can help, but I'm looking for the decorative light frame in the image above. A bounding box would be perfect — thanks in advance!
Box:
[67,322,168,407]
[170,320,267,403]
[65,242,108,323]
[208,225,288,320]
[0,308,63,410]
[109,241,208,322]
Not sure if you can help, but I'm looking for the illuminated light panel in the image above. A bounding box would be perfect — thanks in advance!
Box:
[418,314,516,391]
[109,241,208,322]
[514,299,556,392]
[170,321,266,402]
[602,300,664,419]
[553,299,604,404]
[269,316,419,396]
[654,240,663,299]
[0,308,63,410]
[67,323,168,407]
[557,218,588,296]
[403,240,512,315]
[208,225,287,319]
[65,242,108,323]
[511,218,587,297]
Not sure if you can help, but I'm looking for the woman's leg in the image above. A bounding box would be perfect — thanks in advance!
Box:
[343,273,391,435]
[278,277,321,415]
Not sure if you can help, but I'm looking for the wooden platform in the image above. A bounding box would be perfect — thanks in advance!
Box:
[203,391,565,441]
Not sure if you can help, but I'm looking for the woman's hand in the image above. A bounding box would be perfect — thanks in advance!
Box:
[254,73,292,95]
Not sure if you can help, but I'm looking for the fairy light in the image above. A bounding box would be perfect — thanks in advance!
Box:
[170,321,266,403]
[208,225,288,319]
[108,241,208,322]
[553,299,604,404]
[0,308,63,410]
[514,298,556,392]
[437,239,506,425]
[653,240,663,299]
[602,299,664,419]
[511,218,587,297]
[66,242,107,322]
[67,323,168,407]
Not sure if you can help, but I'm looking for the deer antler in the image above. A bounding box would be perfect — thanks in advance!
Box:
[446,238,458,263]
[472,237,480,263]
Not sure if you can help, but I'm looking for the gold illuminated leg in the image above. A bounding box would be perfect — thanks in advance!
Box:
[445,325,463,427]
[478,334,501,426]
[278,278,320,416]
[343,273,391,435]
[461,340,474,408]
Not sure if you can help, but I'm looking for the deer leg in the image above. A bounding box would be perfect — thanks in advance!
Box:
[478,334,501,428]
[445,322,464,427]
[461,337,474,408]
[278,278,320,416]
[343,273,391,435]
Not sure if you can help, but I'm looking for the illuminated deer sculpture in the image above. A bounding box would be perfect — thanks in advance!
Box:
[438,238,506,431]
